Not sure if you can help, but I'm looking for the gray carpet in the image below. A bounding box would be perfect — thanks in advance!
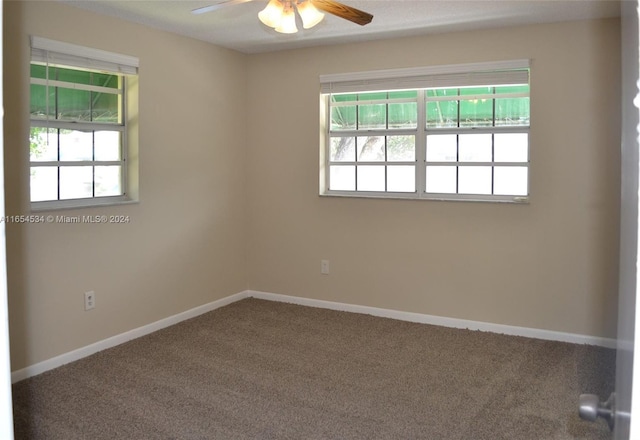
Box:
[12,298,615,439]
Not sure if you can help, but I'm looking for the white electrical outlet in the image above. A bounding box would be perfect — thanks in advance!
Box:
[321,260,330,275]
[84,291,95,311]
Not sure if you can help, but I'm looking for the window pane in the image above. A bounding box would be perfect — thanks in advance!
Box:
[459,133,492,162]
[95,166,122,197]
[388,102,417,129]
[30,64,47,80]
[387,135,415,161]
[389,90,417,99]
[495,97,530,126]
[357,165,385,191]
[30,127,58,162]
[59,130,93,161]
[94,131,122,161]
[426,166,456,194]
[359,92,387,101]
[331,105,356,130]
[426,100,458,128]
[332,94,357,103]
[57,87,91,121]
[460,86,493,96]
[92,91,119,123]
[427,89,459,99]
[387,166,415,192]
[30,167,58,202]
[60,166,93,199]
[330,137,355,162]
[459,88,493,127]
[495,85,528,94]
[56,67,91,85]
[460,99,493,127]
[329,165,355,191]
[458,166,492,195]
[358,104,386,130]
[357,136,385,162]
[30,84,55,119]
[494,166,528,196]
[494,133,528,162]
[427,135,457,162]
[91,72,119,89]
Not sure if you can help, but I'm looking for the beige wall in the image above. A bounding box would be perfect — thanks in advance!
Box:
[3,0,622,372]
[3,1,248,370]
[246,19,621,339]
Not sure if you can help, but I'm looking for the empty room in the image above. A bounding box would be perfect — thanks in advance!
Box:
[2,0,638,438]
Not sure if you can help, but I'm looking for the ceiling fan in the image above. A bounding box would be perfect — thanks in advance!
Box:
[192,0,373,34]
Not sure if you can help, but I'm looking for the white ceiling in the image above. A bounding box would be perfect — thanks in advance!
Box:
[59,0,622,54]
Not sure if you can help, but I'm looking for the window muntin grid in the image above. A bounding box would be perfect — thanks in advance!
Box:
[29,63,127,205]
[325,83,529,202]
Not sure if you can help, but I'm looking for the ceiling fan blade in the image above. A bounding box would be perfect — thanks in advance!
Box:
[191,0,254,15]
[311,0,373,26]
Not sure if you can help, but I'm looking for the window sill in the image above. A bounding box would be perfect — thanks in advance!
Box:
[320,192,529,204]
[31,197,139,213]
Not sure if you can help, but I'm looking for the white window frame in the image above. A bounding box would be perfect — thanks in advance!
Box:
[29,36,139,211]
[320,60,530,203]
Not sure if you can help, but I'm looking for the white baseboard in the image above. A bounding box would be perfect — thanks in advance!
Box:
[247,290,618,349]
[11,291,250,383]
[12,289,616,382]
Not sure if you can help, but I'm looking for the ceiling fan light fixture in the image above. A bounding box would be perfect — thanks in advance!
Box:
[258,0,284,28]
[275,3,298,34]
[296,1,324,29]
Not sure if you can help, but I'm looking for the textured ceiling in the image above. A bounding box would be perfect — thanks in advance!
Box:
[59,0,622,53]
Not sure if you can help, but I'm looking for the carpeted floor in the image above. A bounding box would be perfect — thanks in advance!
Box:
[12,298,615,439]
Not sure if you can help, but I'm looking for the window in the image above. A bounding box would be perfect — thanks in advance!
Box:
[321,60,530,202]
[29,37,139,210]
